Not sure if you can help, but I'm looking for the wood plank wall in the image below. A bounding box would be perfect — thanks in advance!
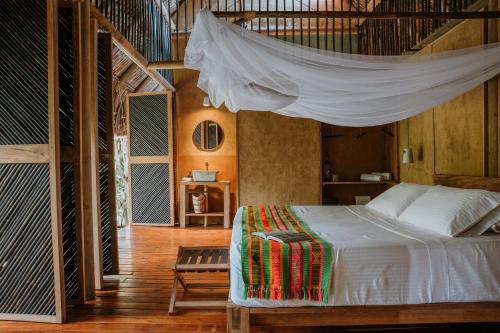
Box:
[237,112,322,206]
[398,12,500,184]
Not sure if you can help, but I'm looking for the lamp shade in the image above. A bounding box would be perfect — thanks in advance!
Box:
[402,148,414,164]
[202,96,211,107]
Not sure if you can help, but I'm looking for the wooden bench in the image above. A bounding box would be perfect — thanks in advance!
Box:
[169,246,230,315]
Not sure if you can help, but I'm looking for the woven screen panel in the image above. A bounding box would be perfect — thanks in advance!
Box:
[0,0,48,145]
[131,164,171,225]
[99,162,114,273]
[60,163,80,300]
[97,37,108,151]
[129,94,169,157]
[0,164,56,316]
[58,7,74,147]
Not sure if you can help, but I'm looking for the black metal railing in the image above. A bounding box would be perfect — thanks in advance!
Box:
[164,0,487,60]
[92,1,490,63]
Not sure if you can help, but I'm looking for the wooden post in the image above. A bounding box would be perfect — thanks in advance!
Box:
[227,301,250,333]
[224,182,230,228]
[71,0,85,302]
[48,0,66,323]
[80,0,101,298]
[180,182,186,228]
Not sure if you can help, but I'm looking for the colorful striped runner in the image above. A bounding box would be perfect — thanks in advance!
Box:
[241,205,333,304]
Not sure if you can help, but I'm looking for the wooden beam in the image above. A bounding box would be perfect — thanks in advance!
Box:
[0,145,50,163]
[90,5,175,92]
[213,10,500,19]
[148,61,184,70]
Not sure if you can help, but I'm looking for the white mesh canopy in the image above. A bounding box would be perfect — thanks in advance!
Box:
[184,9,500,126]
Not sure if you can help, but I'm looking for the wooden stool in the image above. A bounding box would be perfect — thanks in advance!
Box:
[169,246,230,315]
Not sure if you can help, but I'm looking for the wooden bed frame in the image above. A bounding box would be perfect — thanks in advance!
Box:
[227,174,500,333]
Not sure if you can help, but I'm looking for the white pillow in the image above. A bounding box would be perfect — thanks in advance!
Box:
[366,183,431,218]
[398,186,500,237]
[460,192,500,236]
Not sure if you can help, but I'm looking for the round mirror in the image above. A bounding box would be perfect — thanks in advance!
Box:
[192,120,224,151]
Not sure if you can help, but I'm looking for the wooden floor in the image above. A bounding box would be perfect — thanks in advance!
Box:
[0,225,232,333]
[1,225,499,333]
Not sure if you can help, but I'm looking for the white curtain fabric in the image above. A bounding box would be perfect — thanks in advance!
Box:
[184,9,500,126]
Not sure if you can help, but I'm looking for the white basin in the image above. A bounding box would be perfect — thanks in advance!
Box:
[192,170,218,182]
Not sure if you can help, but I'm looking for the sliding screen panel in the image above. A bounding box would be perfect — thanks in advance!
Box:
[127,92,174,226]
[0,0,65,323]
[97,33,119,275]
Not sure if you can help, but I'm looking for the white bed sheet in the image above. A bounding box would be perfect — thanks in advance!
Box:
[230,205,500,307]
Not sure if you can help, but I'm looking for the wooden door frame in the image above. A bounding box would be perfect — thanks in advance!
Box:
[126,90,175,226]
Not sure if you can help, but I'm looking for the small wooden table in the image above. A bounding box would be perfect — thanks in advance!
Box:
[169,246,230,315]
[179,180,230,228]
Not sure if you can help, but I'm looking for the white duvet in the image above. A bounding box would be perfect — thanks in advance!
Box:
[230,205,500,307]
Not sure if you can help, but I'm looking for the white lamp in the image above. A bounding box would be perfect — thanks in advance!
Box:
[402,120,414,164]
[202,96,210,107]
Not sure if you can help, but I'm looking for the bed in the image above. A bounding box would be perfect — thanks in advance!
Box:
[227,175,500,333]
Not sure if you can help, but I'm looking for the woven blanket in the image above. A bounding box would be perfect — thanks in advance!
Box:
[241,205,333,304]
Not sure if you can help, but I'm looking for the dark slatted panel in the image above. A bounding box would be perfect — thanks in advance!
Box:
[58,7,80,301]
[97,37,108,151]
[0,0,48,145]
[99,162,114,273]
[58,7,74,147]
[0,164,56,316]
[129,95,169,157]
[60,164,79,300]
[131,164,171,225]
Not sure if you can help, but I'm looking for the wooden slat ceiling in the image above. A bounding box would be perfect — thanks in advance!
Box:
[112,46,161,93]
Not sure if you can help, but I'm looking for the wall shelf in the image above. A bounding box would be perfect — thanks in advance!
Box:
[323,181,396,186]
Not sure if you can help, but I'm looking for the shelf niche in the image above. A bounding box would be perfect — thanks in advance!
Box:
[322,124,398,205]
